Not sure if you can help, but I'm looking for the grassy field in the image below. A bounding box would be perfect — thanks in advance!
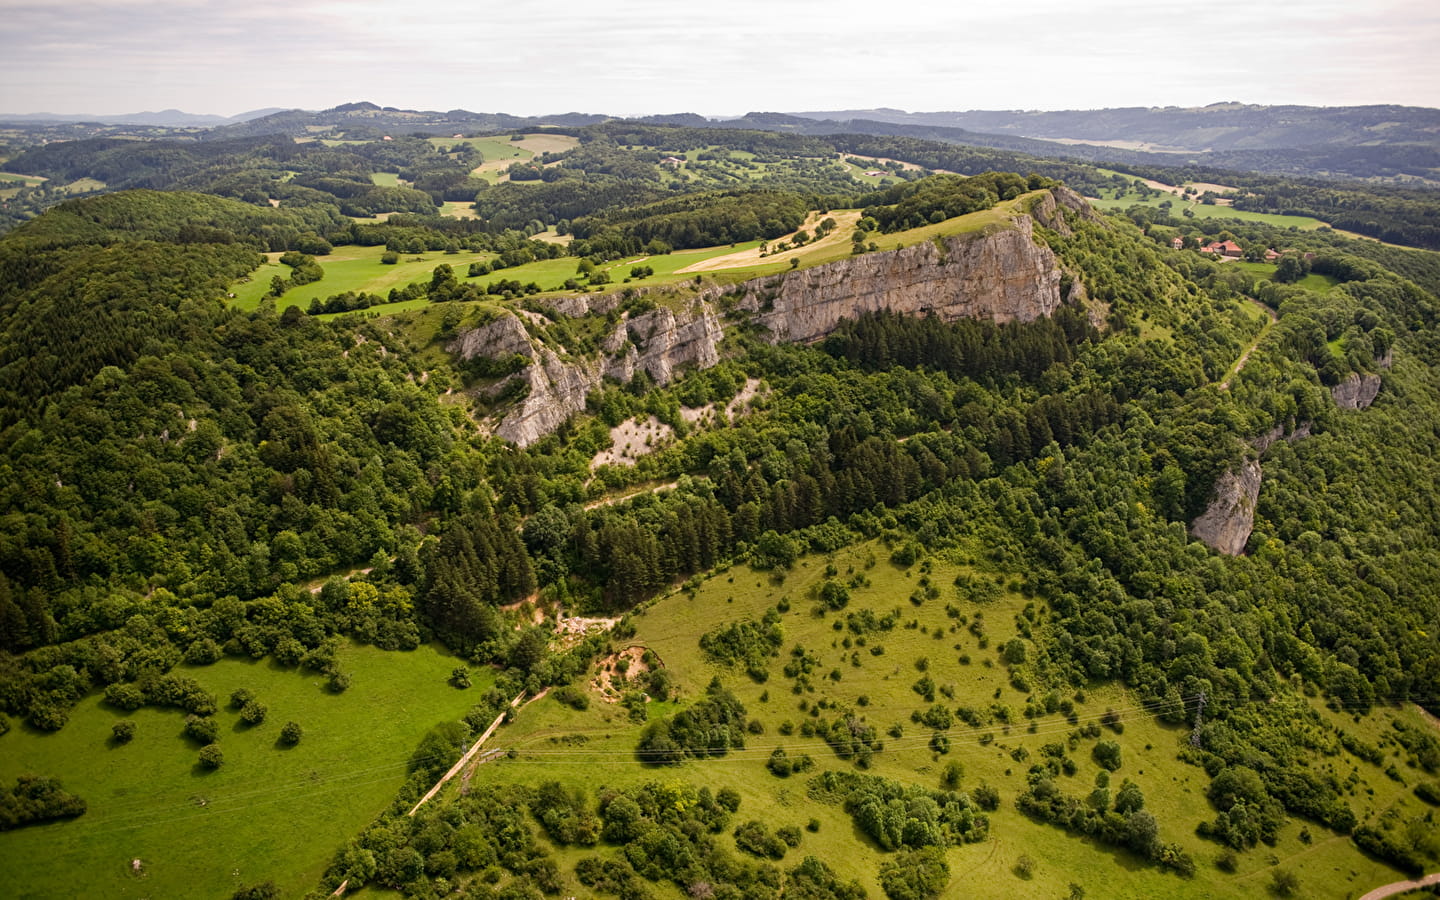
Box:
[370,171,401,187]
[453,538,1426,900]
[1233,261,1339,293]
[438,200,478,219]
[436,134,579,183]
[1089,193,1327,230]
[0,172,47,186]
[1087,171,1326,230]
[0,641,487,899]
[229,245,498,311]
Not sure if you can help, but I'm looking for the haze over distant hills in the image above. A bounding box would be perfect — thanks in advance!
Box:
[783,103,1440,152]
[0,108,286,127]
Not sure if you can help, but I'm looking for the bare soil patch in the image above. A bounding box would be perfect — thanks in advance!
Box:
[728,378,763,417]
[590,415,674,469]
[592,646,651,701]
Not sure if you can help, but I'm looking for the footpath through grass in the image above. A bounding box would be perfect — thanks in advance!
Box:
[0,641,486,899]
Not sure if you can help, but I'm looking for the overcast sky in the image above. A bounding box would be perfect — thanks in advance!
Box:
[2,0,1437,116]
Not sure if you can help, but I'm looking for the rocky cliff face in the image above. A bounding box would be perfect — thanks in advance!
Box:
[448,301,723,447]
[735,214,1064,344]
[1331,372,1382,409]
[1191,459,1263,556]
[450,187,1086,444]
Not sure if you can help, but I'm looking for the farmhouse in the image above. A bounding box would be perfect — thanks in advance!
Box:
[661,156,685,167]
[1171,236,1184,250]
[1200,239,1243,259]
[865,170,886,177]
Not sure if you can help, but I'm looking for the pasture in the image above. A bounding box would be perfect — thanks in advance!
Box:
[457,537,1424,900]
[0,642,487,899]
[228,245,498,311]
[437,133,579,183]
[1234,260,1339,293]
[1090,193,1329,230]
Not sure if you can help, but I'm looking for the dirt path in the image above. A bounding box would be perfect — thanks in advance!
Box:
[406,689,527,816]
[678,209,861,273]
[1358,872,1440,900]
[304,565,376,594]
[1219,298,1278,390]
[583,479,682,510]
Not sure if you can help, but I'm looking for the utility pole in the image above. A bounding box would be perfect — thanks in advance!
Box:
[1190,690,1207,748]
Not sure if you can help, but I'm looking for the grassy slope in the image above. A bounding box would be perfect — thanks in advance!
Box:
[460,539,1423,900]
[0,642,486,899]
[230,246,499,311]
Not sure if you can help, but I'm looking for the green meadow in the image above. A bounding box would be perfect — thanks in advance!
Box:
[456,538,1425,900]
[1232,261,1338,293]
[1088,193,1327,229]
[0,641,487,899]
[229,245,499,311]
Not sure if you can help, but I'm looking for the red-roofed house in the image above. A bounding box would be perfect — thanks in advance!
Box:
[1200,240,1243,259]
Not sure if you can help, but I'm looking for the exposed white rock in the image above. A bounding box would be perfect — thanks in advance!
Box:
[1332,372,1382,409]
[1191,459,1263,556]
[737,215,1064,344]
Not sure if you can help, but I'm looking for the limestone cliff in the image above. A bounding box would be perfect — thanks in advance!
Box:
[450,187,1087,444]
[448,301,723,447]
[1191,459,1263,556]
[1331,372,1382,409]
[735,213,1064,344]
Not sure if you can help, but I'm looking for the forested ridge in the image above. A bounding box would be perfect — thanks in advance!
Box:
[0,145,1439,899]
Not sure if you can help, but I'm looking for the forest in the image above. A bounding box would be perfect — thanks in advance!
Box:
[0,116,1439,899]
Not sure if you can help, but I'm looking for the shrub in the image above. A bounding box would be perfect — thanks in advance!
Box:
[280,721,303,746]
[185,715,219,745]
[240,700,268,726]
[198,745,224,770]
[111,721,135,744]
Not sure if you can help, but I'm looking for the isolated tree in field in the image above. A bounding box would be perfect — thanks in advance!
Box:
[229,688,253,710]
[111,721,135,744]
[279,721,302,746]
[199,744,224,770]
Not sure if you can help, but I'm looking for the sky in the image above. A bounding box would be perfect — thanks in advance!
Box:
[2,0,1438,117]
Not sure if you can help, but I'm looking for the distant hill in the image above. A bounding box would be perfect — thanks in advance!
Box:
[0,107,286,127]
[207,101,610,140]
[785,103,1440,152]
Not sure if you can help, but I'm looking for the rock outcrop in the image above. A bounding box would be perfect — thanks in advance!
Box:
[1252,420,1312,452]
[450,187,1087,444]
[1191,459,1263,556]
[735,214,1064,344]
[1331,372,1382,409]
[448,301,723,447]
